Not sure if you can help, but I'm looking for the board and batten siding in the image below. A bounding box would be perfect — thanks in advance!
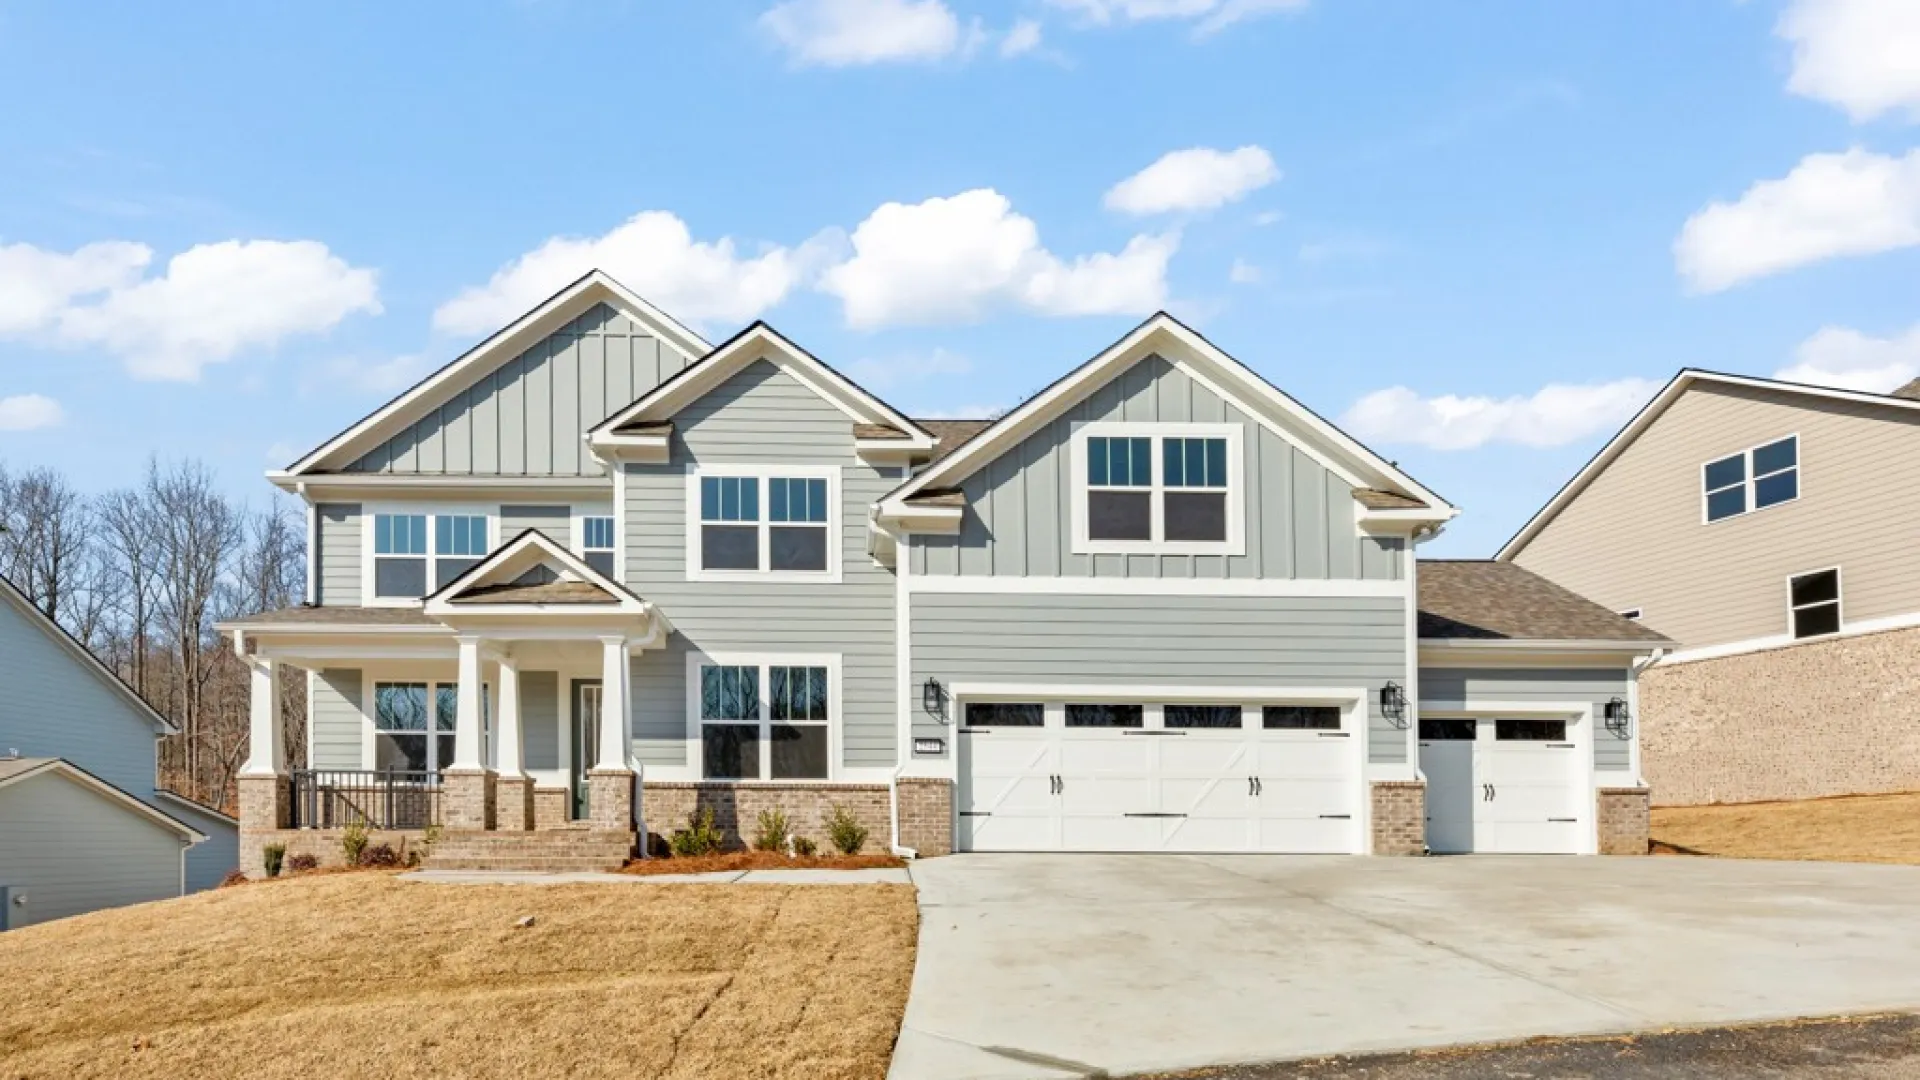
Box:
[309,669,365,770]
[316,503,362,606]
[1418,666,1634,773]
[0,771,186,927]
[908,354,1403,581]
[1513,382,1920,650]
[347,303,695,477]
[624,358,898,771]
[910,593,1410,765]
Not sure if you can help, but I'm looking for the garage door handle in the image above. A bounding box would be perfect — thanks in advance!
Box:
[1548,817,1577,823]
[958,811,991,817]
[1319,814,1352,820]
[1123,812,1187,818]
[1547,742,1575,749]
[1317,731,1351,738]
[1123,730,1186,736]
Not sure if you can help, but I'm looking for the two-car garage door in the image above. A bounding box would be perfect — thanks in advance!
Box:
[956,698,1363,854]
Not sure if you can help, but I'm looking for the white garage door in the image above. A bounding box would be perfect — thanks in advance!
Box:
[1419,716,1584,855]
[957,699,1362,854]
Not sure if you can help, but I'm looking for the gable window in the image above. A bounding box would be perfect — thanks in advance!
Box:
[694,658,834,781]
[1703,436,1798,523]
[370,510,492,601]
[1072,423,1244,554]
[580,515,616,577]
[1788,568,1841,639]
[688,468,839,581]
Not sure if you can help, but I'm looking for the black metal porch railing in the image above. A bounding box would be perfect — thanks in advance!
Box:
[290,769,442,830]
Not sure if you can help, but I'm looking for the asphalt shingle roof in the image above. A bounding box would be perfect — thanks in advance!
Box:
[1418,560,1669,644]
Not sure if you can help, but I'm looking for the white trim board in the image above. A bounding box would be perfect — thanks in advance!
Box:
[1067,421,1247,557]
[1658,606,1920,665]
[905,575,1410,597]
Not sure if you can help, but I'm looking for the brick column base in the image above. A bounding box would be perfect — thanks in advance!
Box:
[589,769,636,831]
[897,778,953,857]
[442,769,497,831]
[1371,780,1426,856]
[533,787,570,830]
[238,774,290,832]
[495,775,534,832]
[1597,787,1651,855]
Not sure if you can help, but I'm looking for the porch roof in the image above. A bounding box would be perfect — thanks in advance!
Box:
[223,605,441,628]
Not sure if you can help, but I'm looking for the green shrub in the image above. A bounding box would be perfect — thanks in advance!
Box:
[669,807,726,857]
[752,809,791,852]
[262,842,287,879]
[824,804,868,856]
[341,820,370,866]
[791,835,818,857]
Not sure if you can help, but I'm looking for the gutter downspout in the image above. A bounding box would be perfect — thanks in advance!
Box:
[1627,647,1667,788]
[875,509,919,860]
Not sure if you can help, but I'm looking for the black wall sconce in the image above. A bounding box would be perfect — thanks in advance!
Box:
[1603,696,1632,739]
[922,677,949,724]
[1379,682,1408,729]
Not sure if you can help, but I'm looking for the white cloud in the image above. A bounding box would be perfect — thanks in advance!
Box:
[819,189,1176,328]
[1779,0,1920,122]
[434,211,832,337]
[760,0,963,66]
[847,347,973,389]
[322,352,436,396]
[0,240,147,334]
[1045,0,1306,36]
[1673,148,1920,292]
[0,394,64,432]
[1228,258,1262,284]
[1341,378,1661,451]
[1000,18,1044,57]
[1105,145,1279,215]
[1775,323,1920,392]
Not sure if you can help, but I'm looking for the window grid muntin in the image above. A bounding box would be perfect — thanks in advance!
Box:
[694,472,835,577]
[581,516,615,551]
[697,661,831,782]
[1704,436,1799,523]
[372,679,476,774]
[1079,427,1236,550]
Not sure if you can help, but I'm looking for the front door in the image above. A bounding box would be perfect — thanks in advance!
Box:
[570,681,602,820]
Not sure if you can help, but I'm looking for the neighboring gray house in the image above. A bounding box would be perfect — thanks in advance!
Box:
[223,270,1665,871]
[0,577,236,928]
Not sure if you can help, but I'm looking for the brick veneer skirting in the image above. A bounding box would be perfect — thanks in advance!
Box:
[1370,780,1426,856]
[1597,787,1650,855]
[239,828,430,878]
[897,778,953,856]
[532,787,570,830]
[642,782,894,854]
[1641,625,1920,806]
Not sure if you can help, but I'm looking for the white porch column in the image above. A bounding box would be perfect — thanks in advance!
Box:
[596,634,630,771]
[495,654,525,778]
[241,657,285,777]
[452,635,487,771]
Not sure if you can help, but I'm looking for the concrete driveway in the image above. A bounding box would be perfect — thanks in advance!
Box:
[890,854,1920,1080]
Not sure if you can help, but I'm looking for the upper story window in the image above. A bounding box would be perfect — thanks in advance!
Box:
[1071,423,1243,555]
[687,467,840,582]
[1788,567,1841,639]
[1703,436,1798,523]
[370,510,492,602]
[580,515,616,578]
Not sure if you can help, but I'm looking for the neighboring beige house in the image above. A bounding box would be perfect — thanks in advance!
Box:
[1499,369,1920,807]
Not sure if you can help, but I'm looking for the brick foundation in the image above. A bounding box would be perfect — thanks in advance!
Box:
[495,775,534,832]
[1597,787,1650,855]
[1642,626,1920,806]
[589,769,635,831]
[240,828,431,878]
[642,782,893,854]
[533,786,570,830]
[897,778,953,856]
[1370,780,1426,856]
[441,769,496,830]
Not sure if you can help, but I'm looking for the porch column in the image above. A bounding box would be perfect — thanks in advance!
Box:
[589,633,636,833]
[443,634,496,830]
[237,655,290,853]
[241,657,285,777]
[493,653,533,831]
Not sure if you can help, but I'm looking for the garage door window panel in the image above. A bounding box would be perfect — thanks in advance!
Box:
[965,702,1045,728]
[1419,716,1476,740]
[1494,718,1567,741]
[1264,705,1343,730]
[1066,703,1144,728]
[1165,704,1243,729]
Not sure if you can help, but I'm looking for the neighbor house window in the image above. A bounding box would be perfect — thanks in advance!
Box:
[1788,568,1841,639]
[697,660,833,781]
[1703,436,1798,523]
[580,515,616,577]
[690,470,837,579]
[371,681,485,774]
[1074,424,1241,553]
[371,511,491,600]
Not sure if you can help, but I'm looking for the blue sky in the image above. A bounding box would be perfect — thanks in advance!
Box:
[1,0,1916,555]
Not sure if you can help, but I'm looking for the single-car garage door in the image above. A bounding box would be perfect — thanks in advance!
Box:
[957,698,1363,854]
[1419,715,1585,854]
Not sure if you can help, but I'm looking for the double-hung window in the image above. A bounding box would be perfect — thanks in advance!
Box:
[689,469,838,580]
[434,514,488,589]
[1788,568,1841,639]
[1074,424,1242,554]
[370,511,491,601]
[695,659,834,781]
[372,681,480,774]
[580,515,616,577]
[1703,436,1798,523]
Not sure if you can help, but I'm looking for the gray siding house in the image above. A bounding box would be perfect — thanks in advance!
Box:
[222,270,1665,871]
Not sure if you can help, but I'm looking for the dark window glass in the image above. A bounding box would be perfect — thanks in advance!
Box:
[434,556,479,590]
[1088,490,1152,540]
[701,666,759,721]
[1419,717,1476,740]
[374,558,427,598]
[965,702,1044,727]
[769,667,828,722]
[1163,491,1227,542]
[1087,436,1152,487]
[1791,570,1842,639]
[1791,569,1839,606]
[375,514,427,555]
[769,478,828,523]
[702,476,759,522]
[1755,471,1797,509]
[1495,718,1567,741]
[1066,703,1144,728]
[770,525,828,571]
[375,683,430,770]
[770,724,829,779]
[1752,437,1797,477]
[1794,602,1841,638]
[1703,454,1745,492]
[1266,706,1343,730]
[1165,704,1242,729]
[702,524,759,570]
[1705,486,1746,522]
[514,563,559,585]
[584,550,616,578]
[1164,437,1227,488]
[376,733,427,771]
[436,515,488,556]
[702,725,760,779]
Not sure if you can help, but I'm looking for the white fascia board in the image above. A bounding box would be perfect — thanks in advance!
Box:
[584,432,671,464]
[423,529,647,615]
[906,575,1409,597]
[275,473,613,497]
[877,506,962,534]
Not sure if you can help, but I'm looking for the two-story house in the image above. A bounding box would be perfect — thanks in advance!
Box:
[224,270,1665,870]
[1500,370,1920,807]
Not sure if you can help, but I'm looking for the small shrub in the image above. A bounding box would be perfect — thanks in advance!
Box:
[404,849,423,868]
[824,804,868,856]
[219,869,250,889]
[341,820,370,866]
[262,842,287,879]
[669,807,726,857]
[791,835,819,857]
[752,809,791,852]
[359,842,401,868]
[422,824,442,851]
[287,853,319,874]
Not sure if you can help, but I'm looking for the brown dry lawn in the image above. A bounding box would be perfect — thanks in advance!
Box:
[0,871,918,1080]
[1651,791,1920,865]
[620,851,905,876]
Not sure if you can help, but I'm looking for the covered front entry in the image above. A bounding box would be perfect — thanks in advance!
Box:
[1419,714,1587,854]
[955,694,1364,854]
[569,680,602,820]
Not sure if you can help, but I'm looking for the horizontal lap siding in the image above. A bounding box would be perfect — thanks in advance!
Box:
[500,504,571,550]
[625,358,897,770]
[0,774,183,926]
[316,504,362,606]
[309,669,364,770]
[1419,667,1634,773]
[0,597,164,800]
[910,593,1409,765]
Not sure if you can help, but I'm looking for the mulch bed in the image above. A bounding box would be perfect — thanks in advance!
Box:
[619,850,905,875]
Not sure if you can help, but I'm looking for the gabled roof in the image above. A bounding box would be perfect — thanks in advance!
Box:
[0,758,207,841]
[1417,560,1670,645]
[422,529,647,616]
[274,270,711,482]
[588,321,935,450]
[1497,368,1920,561]
[0,575,176,736]
[878,312,1455,520]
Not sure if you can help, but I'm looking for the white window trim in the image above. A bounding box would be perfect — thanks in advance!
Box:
[361,503,495,608]
[1700,433,1800,525]
[683,465,843,583]
[683,651,843,783]
[1786,565,1843,641]
[1068,422,1246,557]
[1617,607,1643,620]
[364,678,487,773]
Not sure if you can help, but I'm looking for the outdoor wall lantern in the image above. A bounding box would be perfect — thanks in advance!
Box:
[1604,696,1632,739]
[922,677,949,723]
[1378,682,1408,728]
